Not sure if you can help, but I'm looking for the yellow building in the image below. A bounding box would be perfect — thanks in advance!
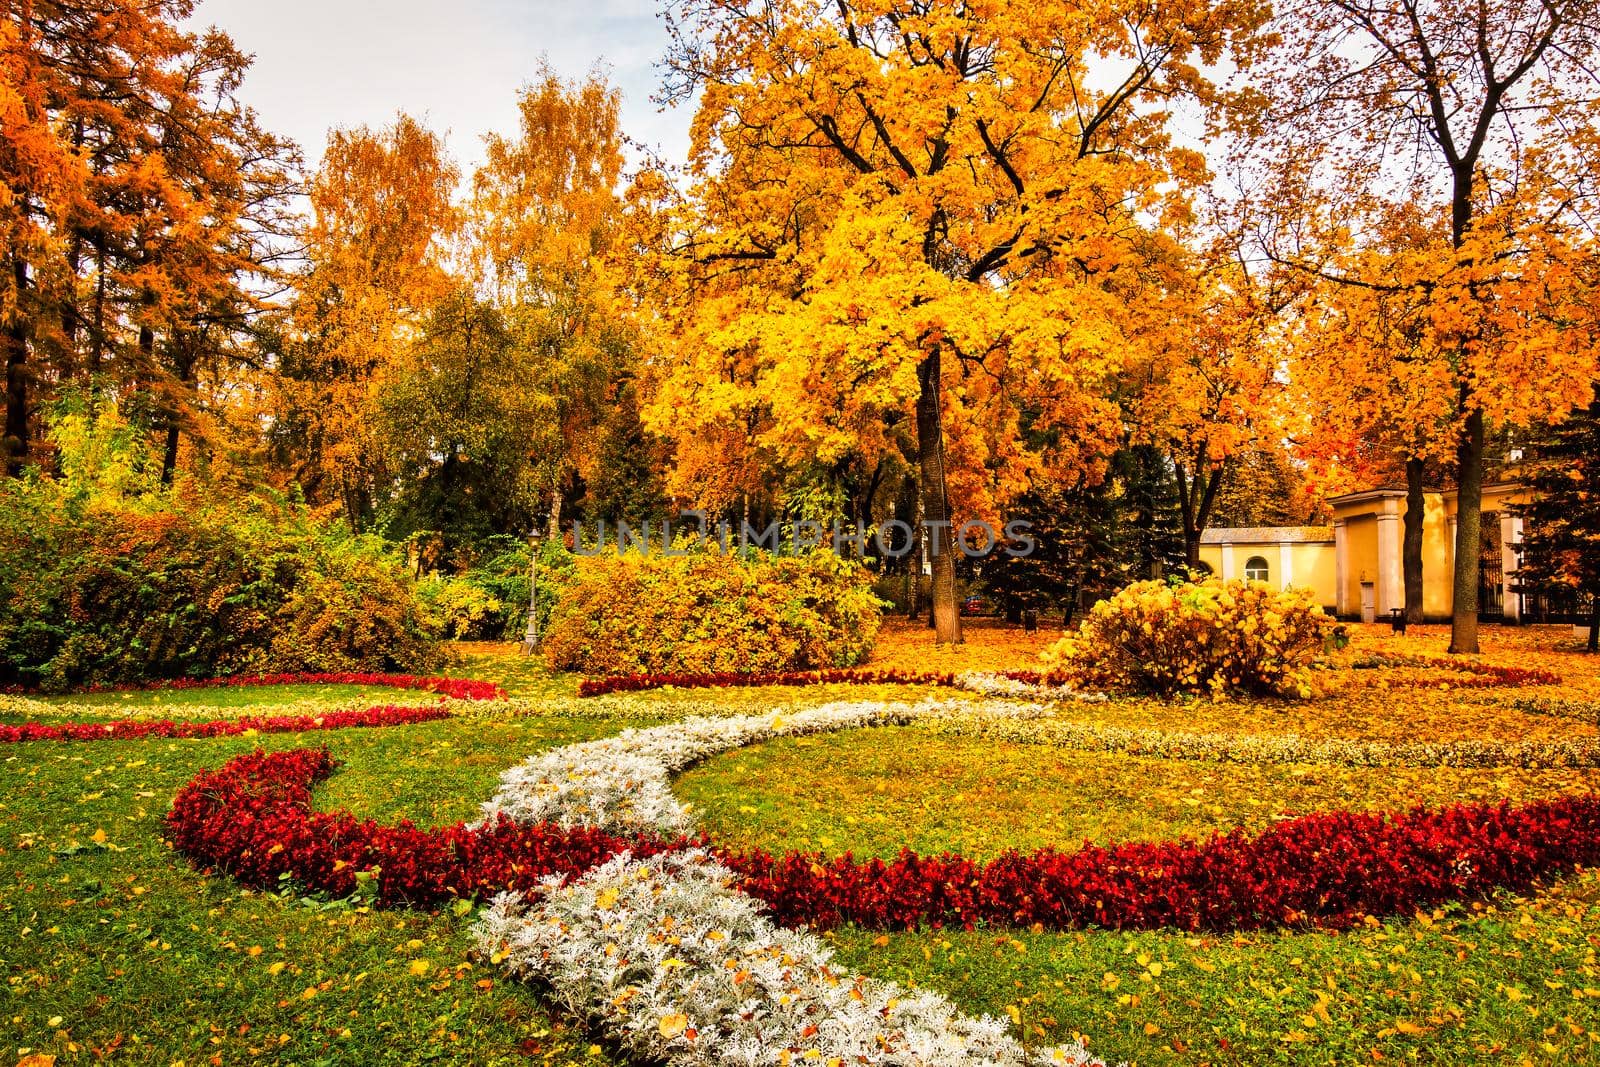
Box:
[1197,482,1530,622]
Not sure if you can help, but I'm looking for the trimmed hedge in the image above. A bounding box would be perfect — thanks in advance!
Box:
[542,548,882,676]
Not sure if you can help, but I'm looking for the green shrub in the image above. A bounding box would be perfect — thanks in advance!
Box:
[0,497,443,691]
[542,547,882,676]
[1042,577,1332,698]
[0,401,443,691]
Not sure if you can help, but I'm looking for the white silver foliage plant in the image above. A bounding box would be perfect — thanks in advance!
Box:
[474,699,959,836]
[477,849,1104,1067]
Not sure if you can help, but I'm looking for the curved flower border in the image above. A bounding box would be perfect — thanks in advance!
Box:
[165,695,1600,1067]
[923,704,1600,769]
[165,698,1600,925]
[480,848,1098,1066]
[2,704,453,744]
[579,655,1557,699]
[166,706,1103,1065]
[2,671,506,701]
[164,726,1600,930]
[1352,653,1562,688]
[577,667,1094,701]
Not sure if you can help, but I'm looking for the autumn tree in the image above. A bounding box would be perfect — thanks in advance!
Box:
[1209,445,1316,529]
[274,116,458,527]
[376,290,548,566]
[2,0,295,479]
[471,64,633,535]
[1127,256,1290,568]
[1253,0,1600,651]
[647,0,1271,643]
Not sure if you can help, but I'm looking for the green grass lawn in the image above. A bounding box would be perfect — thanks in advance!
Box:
[1,715,635,1067]
[677,727,1600,858]
[7,668,1600,1065]
[679,726,1600,1064]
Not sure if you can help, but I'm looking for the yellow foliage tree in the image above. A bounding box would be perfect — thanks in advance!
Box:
[638,0,1272,643]
[1253,0,1600,651]
[276,115,459,527]
[470,64,634,534]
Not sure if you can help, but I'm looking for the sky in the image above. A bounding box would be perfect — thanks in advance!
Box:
[185,0,694,176]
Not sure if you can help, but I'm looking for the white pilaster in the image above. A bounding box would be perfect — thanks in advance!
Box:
[1334,519,1349,616]
[1501,513,1522,622]
[1220,542,1235,580]
[1278,541,1294,591]
[1446,515,1459,613]
[1375,506,1403,616]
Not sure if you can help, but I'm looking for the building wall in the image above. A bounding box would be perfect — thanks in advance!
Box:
[1328,482,1530,621]
[1196,540,1337,610]
[1343,514,1378,614]
[1289,542,1338,609]
[1421,493,1455,619]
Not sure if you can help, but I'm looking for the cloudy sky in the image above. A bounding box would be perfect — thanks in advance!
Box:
[187,0,694,175]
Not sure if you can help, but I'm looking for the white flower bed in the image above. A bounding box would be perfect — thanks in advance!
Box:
[472,696,1111,1065]
[954,672,1106,702]
[475,699,952,836]
[479,849,1101,1067]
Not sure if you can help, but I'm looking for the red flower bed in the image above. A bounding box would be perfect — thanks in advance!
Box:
[166,748,687,906]
[582,655,1559,697]
[725,796,1600,931]
[578,667,961,697]
[2,672,506,701]
[167,745,1600,932]
[1360,653,1561,688]
[0,704,454,745]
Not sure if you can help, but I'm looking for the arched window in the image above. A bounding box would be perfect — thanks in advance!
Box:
[1244,556,1270,583]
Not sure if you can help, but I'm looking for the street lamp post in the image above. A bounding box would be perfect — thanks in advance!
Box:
[520,531,542,656]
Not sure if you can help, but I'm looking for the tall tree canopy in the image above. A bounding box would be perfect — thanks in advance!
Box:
[642,0,1271,642]
[272,115,458,527]
[2,0,296,480]
[471,63,636,535]
[1252,0,1600,651]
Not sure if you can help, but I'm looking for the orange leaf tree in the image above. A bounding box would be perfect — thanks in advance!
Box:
[640,0,1271,643]
[1251,0,1600,651]
[275,116,459,527]
[2,0,295,480]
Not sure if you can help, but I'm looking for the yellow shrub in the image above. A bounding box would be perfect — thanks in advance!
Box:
[1042,577,1332,698]
[542,547,883,676]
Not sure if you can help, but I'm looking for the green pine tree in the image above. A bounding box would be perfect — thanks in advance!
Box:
[1513,387,1600,652]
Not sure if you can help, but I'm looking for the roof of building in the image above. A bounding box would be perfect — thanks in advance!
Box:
[1327,479,1523,505]
[1200,525,1335,544]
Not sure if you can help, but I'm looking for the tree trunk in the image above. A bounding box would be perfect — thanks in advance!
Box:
[160,350,196,487]
[160,422,180,485]
[1175,456,1225,575]
[547,483,563,540]
[1449,407,1486,654]
[1588,596,1600,654]
[1403,456,1426,624]
[916,348,961,644]
[907,497,922,620]
[4,258,30,477]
